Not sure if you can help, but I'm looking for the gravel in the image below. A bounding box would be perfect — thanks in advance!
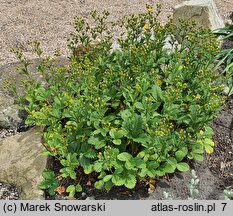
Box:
[0,0,232,66]
[0,182,19,200]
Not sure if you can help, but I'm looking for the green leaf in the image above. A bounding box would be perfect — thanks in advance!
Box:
[151,84,162,101]
[117,152,132,161]
[66,185,75,198]
[147,161,160,170]
[154,169,165,177]
[94,180,105,189]
[139,168,148,178]
[104,181,114,191]
[98,171,106,179]
[75,184,83,192]
[137,151,145,158]
[113,139,121,145]
[48,187,56,196]
[167,157,177,167]
[203,138,215,146]
[109,128,125,139]
[205,145,214,154]
[163,163,175,173]
[112,174,125,186]
[120,109,132,120]
[125,160,137,171]
[103,175,112,182]
[124,174,136,189]
[42,170,56,180]
[134,102,144,110]
[193,154,204,161]
[94,162,103,172]
[83,164,93,174]
[147,170,157,178]
[176,162,190,172]
[175,149,187,162]
[88,136,106,149]
[60,167,77,180]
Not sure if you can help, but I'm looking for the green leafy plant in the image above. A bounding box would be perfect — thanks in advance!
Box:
[5,5,226,197]
[38,170,59,196]
[224,188,233,200]
[214,12,233,96]
[188,170,199,200]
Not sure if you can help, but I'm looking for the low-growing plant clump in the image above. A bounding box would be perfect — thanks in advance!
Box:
[5,5,227,198]
[214,11,233,96]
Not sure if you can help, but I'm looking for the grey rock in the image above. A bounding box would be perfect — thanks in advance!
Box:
[0,92,23,129]
[173,0,225,30]
[0,127,47,200]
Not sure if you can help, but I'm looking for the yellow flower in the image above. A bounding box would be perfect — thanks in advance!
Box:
[147,6,152,13]
[156,79,162,86]
[144,23,150,30]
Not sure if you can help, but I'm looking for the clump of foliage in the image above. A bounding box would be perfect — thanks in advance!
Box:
[214,12,233,96]
[224,188,233,200]
[5,5,226,198]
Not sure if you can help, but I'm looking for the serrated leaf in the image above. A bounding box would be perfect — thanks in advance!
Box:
[42,170,56,180]
[94,162,103,172]
[125,160,137,171]
[139,168,148,178]
[124,174,136,189]
[48,187,56,196]
[117,152,132,161]
[98,171,106,179]
[147,169,156,178]
[176,162,190,172]
[88,136,106,149]
[112,175,125,186]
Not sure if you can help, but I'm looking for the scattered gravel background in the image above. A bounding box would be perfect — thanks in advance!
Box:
[0,0,232,66]
[0,0,232,200]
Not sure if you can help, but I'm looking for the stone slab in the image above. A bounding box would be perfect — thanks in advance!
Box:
[0,127,47,199]
[173,0,225,30]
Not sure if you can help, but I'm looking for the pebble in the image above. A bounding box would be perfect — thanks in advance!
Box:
[0,182,19,200]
